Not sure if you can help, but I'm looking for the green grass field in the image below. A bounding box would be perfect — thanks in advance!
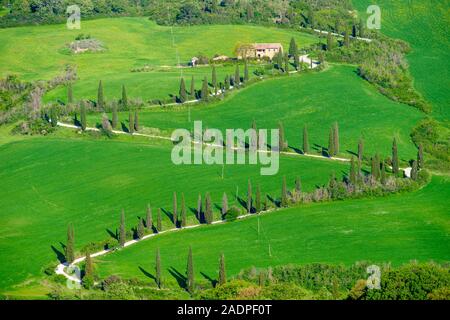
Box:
[88,64,423,160]
[0,134,348,291]
[353,0,450,121]
[0,17,318,103]
[95,176,450,284]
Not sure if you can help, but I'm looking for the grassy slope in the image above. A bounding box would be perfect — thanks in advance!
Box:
[0,17,317,102]
[0,134,348,291]
[96,176,450,283]
[353,0,450,121]
[89,65,423,160]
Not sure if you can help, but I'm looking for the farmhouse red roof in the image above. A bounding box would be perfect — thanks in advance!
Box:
[254,43,283,50]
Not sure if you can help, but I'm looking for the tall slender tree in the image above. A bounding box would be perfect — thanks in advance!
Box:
[333,122,340,155]
[112,102,118,130]
[97,80,104,110]
[278,121,287,151]
[146,204,153,230]
[128,111,134,134]
[179,193,186,228]
[80,102,87,131]
[411,160,418,180]
[358,139,364,161]
[235,64,240,86]
[134,110,139,132]
[173,192,178,228]
[222,192,228,218]
[179,77,187,103]
[303,125,309,154]
[84,251,93,278]
[157,208,162,232]
[205,193,213,224]
[186,246,195,294]
[201,76,209,101]
[289,37,297,57]
[190,76,195,98]
[281,176,288,207]
[344,30,350,47]
[417,144,424,169]
[381,160,387,185]
[284,53,289,73]
[327,32,333,51]
[137,218,145,239]
[155,248,162,288]
[224,75,230,90]
[67,83,73,105]
[121,84,127,109]
[350,157,357,185]
[247,179,252,213]
[212,66,217,91]
[392,138,399,175]
[119,209,126,247]
[255,185,261,213]
[359,19,365,37]
[244,60,249,82]
[328,127,335,157]
[65,223,75,263]
[295,176,302,195]
[218,253,226,286]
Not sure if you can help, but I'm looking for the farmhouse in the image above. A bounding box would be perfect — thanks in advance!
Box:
[237,43,283,60]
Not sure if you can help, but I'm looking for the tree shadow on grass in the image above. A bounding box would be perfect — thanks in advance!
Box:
[346,149,358,157]
[161,208,175,225]
[121,122,129,133]
[201,272,217,288]
[106,228,118,241]
[51,245,66,263]
[288,145,303,155]
[168,267,186,290]
[139,266,156,282]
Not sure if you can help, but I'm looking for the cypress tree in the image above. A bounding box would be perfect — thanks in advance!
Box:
[222,192,228,218]
[284,53,289,73]
[179,77,187,103]
[112,102,118,130]
[327,32,333,51]
[181,193,187,227]
[65,223,75,263]
[350,157,357,185]
[128,111,134,134]
[417,144,424,169]
[155,248,162,288]
[278,121,287,152]
[411,160,418,181]
[224,75,230,90]
[201,76,209,101]
[244,60,249,82]
[157,208,162,232]
[295,176,302,194]
[137,218,145,239]
[371,154,380,180]
[84,251,93,277]
[333,122,340,155]
[247,179,252,213]
[344,30,350,47]
[121,84,127,109]
[212,66,217,91]
[328,127,335,157]
[67,83,73,105]
[97,80,104,110]
[205,193,213,224]
[186,246,194,294]
[392,138,399,175]
[119,209,126,247]
[50,106,58,127]
[352,24,357,38]
[173,192,178,228]
[134,110,139,132]
[359,19,365,37]
[276,51,283,70]
[218,253,226,286]
[358,139,364,161]
[235,64,240,86]
[146,204,153,230]
[190,76,195,98]
[255,185,261,213]
[381,161,387,185]
[289,37,297,57]
[281,176,288,207]
[80,102,87,131]
[303,125,309,154]
[197,194,202,222]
